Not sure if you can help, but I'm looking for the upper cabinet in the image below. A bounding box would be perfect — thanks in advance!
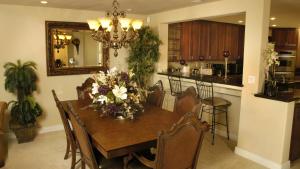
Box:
[168,20,245,62]
[272,28,298,51]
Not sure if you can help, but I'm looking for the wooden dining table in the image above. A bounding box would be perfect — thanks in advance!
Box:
[61,100,181,168]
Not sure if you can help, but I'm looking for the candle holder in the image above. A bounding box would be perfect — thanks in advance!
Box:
[223,51,230,81]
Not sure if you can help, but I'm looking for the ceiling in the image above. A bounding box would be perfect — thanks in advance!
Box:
[0,0,219,15]
[206,0,300,28]
[0,0,299,27]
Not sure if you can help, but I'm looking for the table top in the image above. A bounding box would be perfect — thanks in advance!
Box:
[62,100,181,159]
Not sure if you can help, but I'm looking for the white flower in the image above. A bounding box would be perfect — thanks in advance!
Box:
[107,67,118,76]
[92,83,99,95]
[112,85,127,100]
[97,95,108,104]
[129,69,135,78]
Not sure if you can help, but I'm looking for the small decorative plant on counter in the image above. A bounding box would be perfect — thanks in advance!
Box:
[90,67,144,119]
[264,43,279,97]
[4,60,42,143]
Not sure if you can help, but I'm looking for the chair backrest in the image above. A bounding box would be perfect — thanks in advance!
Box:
[65,102,99,169]
[174,86,199,117]
[195,79,214,105]
[168,76,182,96]
[155,112,209,169]
[147,80,166,108]
[51,90,75,145]
[76,78,95,102]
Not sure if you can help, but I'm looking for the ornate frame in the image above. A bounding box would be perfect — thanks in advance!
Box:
[45,21,109,76]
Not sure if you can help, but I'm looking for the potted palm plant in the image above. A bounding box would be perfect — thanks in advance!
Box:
[4,60,42,143]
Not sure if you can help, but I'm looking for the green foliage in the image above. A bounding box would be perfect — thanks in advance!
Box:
[4,60,42,126]
[128,26,162,88]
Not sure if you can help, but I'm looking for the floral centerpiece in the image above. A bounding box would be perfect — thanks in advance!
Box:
[90,68,144,119]
[264,43,279,96]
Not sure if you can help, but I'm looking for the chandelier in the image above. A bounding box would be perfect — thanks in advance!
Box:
[87,0,143,57]
[53,30,72,53]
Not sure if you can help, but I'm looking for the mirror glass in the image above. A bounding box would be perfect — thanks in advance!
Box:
[46,21,109,76]
[52,29,104,68]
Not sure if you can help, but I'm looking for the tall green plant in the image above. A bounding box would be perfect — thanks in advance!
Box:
[128,26,162,88]
[4,60,42,125]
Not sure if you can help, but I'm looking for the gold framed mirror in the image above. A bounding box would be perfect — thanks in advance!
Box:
[46,21,109,76]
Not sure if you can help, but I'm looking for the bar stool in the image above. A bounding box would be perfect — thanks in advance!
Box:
[195,79,231,145]
[168,76,182,96]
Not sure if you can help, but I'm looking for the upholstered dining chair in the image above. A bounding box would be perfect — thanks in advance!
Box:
[133,112,209,169]
[52,90,78,169]
[147,80,165,108]
[76,78,95,102]
[65,102,124,169]
[173,86,200,117]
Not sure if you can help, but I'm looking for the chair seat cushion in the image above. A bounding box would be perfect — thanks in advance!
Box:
[203,97,231,107]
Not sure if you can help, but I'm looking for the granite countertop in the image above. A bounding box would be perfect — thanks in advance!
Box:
[255,89,300,103]
[157,72,243,87]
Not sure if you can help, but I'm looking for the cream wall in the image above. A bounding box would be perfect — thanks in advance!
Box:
[0,4,145,128]
[149,0,294,168]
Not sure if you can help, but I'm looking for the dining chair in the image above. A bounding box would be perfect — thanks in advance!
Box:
[65,102,124,169]
[133,112,209,169]
[147,80,165,108]
[195,79,231,145]
[76,78,95,102]
[173,86,200,117]
[52,90,78,169]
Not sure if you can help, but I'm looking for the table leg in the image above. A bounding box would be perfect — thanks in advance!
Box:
[123,153,133,169]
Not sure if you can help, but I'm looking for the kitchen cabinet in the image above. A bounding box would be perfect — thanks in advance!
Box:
[168,20,245,62]
[272,28,298,51]
[290,103,300,161]
[191,21,210,60]
[209,22,242,61]
[181,21,193,61]
[168,23,182,62]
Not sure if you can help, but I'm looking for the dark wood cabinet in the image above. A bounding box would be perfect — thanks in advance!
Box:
[181,21,193,61]
[168,23,182,62]
[168,20,245,62]
[290,103,300,161]
[272,28,298,51]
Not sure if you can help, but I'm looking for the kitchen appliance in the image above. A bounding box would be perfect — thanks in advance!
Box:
[275,50,296,91]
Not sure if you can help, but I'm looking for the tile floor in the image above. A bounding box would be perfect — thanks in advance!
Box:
[2,131,300,169]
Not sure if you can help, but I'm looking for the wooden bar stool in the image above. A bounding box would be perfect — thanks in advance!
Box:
[195,79,231,145]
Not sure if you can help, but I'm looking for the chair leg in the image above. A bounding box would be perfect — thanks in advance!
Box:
[70,144,77,169]
[225,107,230,140]
[211,107,216,145]
[64,137,71,159]
[199,105,204,120]
[81,159,86,169]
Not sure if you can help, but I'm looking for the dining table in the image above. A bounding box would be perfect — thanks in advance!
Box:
[61,100,181,168]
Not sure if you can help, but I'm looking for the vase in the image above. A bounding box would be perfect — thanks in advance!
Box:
[264,81,278,97]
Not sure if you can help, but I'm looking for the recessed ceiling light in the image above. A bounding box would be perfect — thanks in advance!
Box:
[191,0,202,3]
[270,17,276,21]
[40,1,48,4]
[238,20,244,23]
[272,24,277,27]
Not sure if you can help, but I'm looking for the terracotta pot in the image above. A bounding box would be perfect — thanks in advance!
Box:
[9,120,37,144]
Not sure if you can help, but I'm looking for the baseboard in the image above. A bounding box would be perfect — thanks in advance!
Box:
[8,124,64,139]
[235,147,290,169]
[215,129,238,141]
